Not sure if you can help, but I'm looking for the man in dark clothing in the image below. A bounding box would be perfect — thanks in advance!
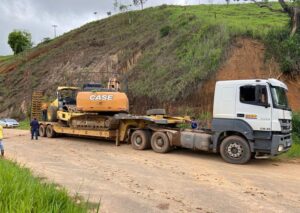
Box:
[30,118,39,140]
[190,117,198,130]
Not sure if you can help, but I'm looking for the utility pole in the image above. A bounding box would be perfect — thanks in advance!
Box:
[52,25,58,38]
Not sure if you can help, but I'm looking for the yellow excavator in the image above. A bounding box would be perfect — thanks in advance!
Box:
[35,77,190,155]
[45,77,129,130]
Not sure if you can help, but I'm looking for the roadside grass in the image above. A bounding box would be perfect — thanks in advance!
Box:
[17,118,30,130]
[278,135,300,159]
[277,113,300,159]
[0,159,98,212]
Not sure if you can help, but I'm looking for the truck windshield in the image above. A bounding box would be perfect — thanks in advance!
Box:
[270,86,290,110]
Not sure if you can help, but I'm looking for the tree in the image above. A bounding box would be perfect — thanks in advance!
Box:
[249,0,300,36]
[113,0,119,11]
[42,37,51,43]
[119,4,129,13]
[119,4,133,24]
[133,0,147,10]
[8,30,32,54]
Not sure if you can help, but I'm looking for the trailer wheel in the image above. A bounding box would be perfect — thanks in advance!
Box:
[131,130,151,150]
[39,125,46,137]
[151,132,171,153]
[220,136,251,164]
[46,125,56,138]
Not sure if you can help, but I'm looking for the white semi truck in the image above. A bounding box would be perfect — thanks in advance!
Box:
[209,78,292,163]
[37,78,292,164]
[147,78,292,164]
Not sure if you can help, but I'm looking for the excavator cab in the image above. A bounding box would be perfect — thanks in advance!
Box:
[57,87,79,111]
[47,87,80,122]
[107,77,121,91]
[46,78,125,122]
[82,83,114,92]
[83,77,121,92]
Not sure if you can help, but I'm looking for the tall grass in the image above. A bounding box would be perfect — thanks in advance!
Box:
[280,135,300,158]
[0,160,92,212]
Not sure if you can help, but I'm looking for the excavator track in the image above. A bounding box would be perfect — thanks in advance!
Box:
[69,114,120,130]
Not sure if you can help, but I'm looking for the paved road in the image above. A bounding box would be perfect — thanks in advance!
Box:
[4,129,300,213]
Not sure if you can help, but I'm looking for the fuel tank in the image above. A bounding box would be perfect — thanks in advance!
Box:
[76,91,129,113]
[180,131,211,151]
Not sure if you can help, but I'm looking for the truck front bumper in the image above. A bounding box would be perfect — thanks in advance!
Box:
[270,134,292,156]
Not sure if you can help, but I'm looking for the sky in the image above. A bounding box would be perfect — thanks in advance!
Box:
[0,0,226,55]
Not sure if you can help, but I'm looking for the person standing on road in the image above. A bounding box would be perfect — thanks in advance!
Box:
[191,117,198,130]
[30,118,39,140]
[0,125,4,157]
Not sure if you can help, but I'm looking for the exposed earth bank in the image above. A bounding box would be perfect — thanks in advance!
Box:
[174,38,300,115]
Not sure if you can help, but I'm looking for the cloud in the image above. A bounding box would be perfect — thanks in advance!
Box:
[0,0,220,55]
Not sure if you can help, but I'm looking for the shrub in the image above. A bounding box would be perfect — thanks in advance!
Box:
[292,112,300,138]
[265,28,300,75]
[160,26,171,37]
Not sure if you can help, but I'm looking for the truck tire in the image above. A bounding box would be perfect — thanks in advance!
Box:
[151,132,171,153]
[47,106,58,122]
[146,109,166,116]
[39,125,46,137]
[46,125,56,138]
[131,130,151,150]
[220,136,251,164]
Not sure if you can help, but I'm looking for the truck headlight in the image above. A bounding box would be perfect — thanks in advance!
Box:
[278,144,284,152]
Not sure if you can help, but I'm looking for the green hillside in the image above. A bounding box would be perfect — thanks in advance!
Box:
[0,3,289,118]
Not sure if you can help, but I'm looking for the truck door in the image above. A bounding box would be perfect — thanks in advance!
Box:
[236,84,272,131]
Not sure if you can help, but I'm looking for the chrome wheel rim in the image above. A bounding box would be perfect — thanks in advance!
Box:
[227,143,243,158]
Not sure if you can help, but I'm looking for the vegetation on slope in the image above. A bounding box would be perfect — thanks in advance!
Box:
[0,3,290,118]
[128,3,289,101]
[265,28,300,75]
[0,160,94,212]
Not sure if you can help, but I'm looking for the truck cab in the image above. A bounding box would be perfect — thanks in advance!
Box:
[212,79,292,163]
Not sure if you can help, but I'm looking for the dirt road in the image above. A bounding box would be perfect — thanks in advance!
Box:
[4,129,300,213]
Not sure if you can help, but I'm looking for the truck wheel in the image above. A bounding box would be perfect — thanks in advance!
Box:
[151,132,171,153]
[46,125,56,138]
[220,136,251,164]
[47,106,58,122]
[131,130,151,150]
[39,125,46,137]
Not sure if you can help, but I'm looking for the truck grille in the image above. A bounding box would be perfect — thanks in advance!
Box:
[279,119,292,133]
